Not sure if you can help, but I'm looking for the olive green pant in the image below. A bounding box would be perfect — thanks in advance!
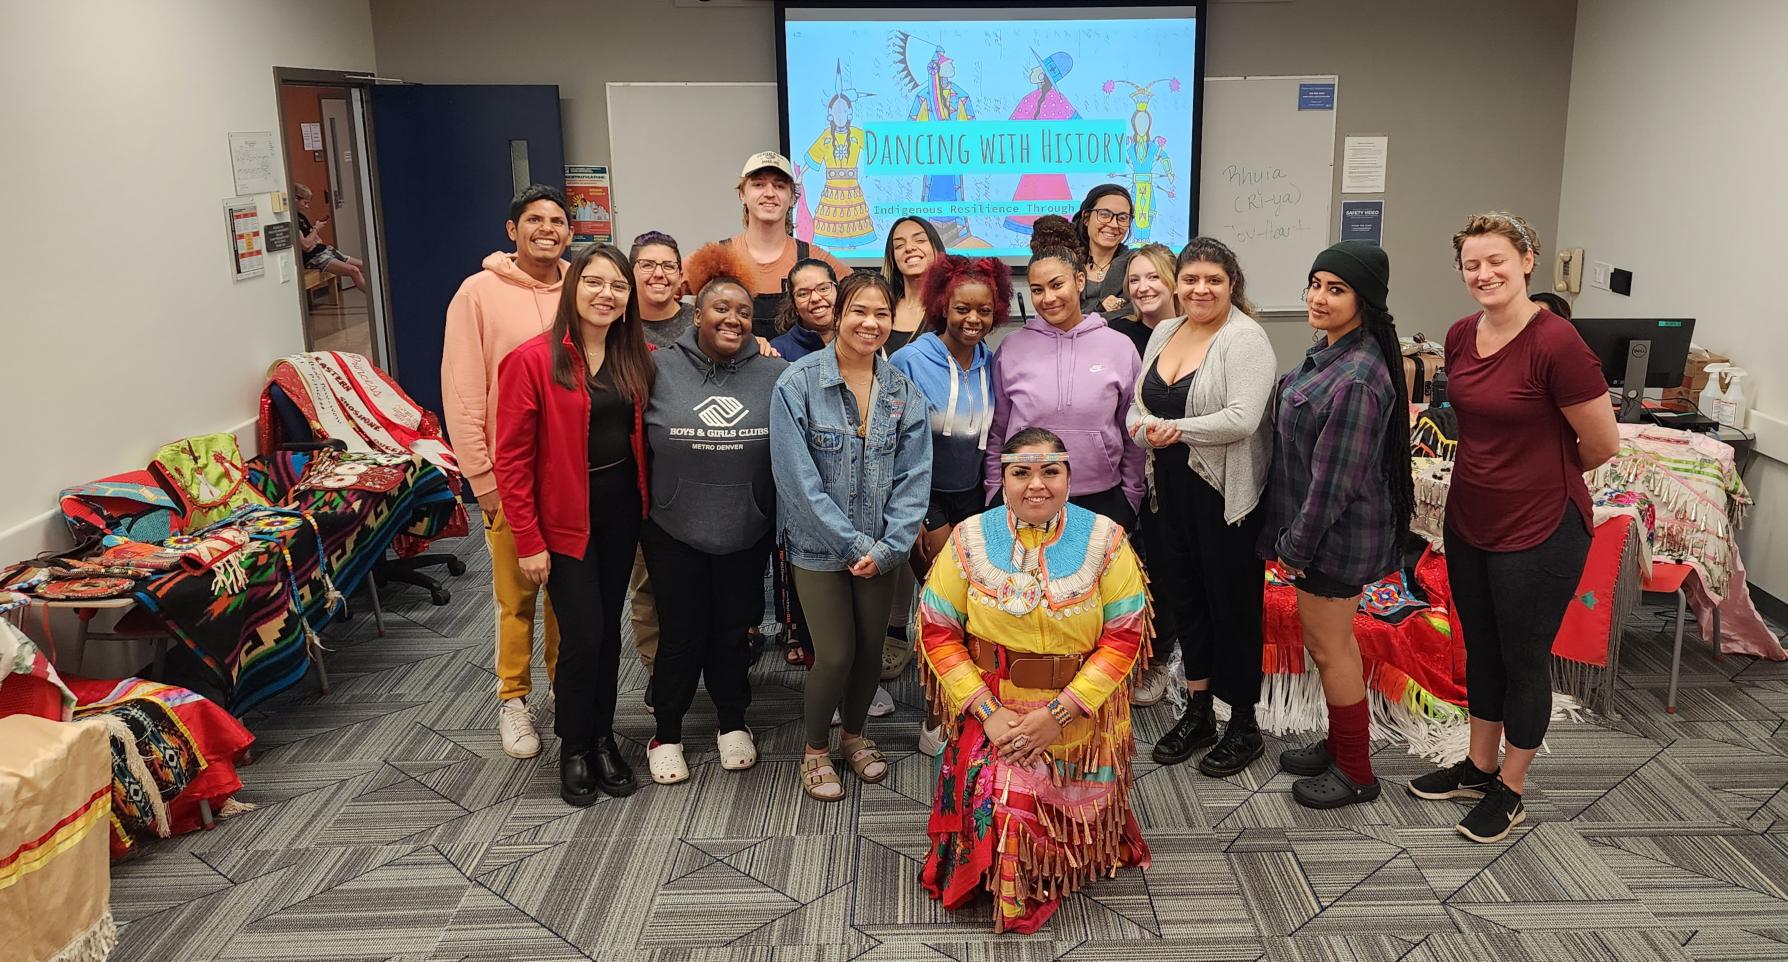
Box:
[793,566,897,750]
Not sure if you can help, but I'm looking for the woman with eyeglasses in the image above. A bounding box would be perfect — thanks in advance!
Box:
[769,258,838,362]
[1073,185,1137,320]
[631,231,692,350]
[494,242,656,806]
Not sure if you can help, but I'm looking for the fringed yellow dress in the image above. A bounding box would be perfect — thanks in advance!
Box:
[918,503,1151,933]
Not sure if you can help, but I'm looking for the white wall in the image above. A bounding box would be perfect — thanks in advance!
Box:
[1557,0,1788,598]
[0,0,376,562]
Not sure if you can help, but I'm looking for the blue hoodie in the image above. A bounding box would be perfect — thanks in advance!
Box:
[769,323,827,362]
[890,332,994,494]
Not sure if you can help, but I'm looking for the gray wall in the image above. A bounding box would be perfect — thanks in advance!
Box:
[371,0,1577,340]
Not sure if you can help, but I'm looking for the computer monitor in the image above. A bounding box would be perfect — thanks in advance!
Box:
[1568,317,1696,423]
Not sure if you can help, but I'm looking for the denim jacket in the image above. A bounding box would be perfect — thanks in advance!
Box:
[770,345,933,573]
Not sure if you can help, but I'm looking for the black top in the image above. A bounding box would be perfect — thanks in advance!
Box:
[1107,316,1154,359]
[587,364,634,470]
[1141,357,1194,461]
[884,324,925,356]
[1080,246,1135,319]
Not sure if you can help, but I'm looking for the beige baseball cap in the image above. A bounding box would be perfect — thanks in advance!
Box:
[739,150,794,179]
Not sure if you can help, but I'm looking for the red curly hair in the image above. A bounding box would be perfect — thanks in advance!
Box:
[682,241,752,304]
[919,255,1012,335]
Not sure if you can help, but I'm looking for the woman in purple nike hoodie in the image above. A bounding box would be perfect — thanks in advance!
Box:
[983,244,1145,529]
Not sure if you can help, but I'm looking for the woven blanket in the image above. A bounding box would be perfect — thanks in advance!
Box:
[259,352,468,555]
[69,676,254,858]
[134,454,457,712]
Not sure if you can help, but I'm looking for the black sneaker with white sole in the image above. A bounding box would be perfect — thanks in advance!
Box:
[1408,758,1497,800]
[1457,778,1526,843]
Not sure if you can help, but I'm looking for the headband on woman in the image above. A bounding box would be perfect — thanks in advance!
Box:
[1000,451,1070,465]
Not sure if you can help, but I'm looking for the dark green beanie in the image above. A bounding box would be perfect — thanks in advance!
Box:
[1310,240,1390,312]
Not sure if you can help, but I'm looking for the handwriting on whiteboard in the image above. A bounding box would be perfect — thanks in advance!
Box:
[1210,163,1314,243]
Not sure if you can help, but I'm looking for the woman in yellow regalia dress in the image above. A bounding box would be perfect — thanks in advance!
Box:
[918,426,1152,933]
[805,75,876,249]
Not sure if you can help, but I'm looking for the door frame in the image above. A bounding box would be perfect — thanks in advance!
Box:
[272,66,397,370]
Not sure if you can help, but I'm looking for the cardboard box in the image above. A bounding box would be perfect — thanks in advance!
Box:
[1676,347,1729,409]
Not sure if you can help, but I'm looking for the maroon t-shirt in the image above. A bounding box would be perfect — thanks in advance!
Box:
[1443,308,1609,552]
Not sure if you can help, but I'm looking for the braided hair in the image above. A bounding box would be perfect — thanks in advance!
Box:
[1362,304,1414,539]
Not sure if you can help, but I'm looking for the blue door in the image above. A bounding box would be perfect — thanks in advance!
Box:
[369,84,564,428]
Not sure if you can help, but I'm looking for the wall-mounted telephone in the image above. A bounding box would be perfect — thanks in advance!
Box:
[1555,247,1584,293]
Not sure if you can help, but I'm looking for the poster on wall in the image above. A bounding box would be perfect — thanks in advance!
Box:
[227,131,281,195]
[565,165,613,246]
[225,197,265,280]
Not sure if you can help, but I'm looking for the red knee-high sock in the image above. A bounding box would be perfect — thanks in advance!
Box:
[1326,698,1374,784]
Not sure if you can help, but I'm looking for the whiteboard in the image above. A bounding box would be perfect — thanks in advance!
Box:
[1197,76,1338,313]
[606,82,780,252]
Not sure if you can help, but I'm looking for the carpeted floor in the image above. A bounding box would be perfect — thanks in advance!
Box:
[107,524,1788,961]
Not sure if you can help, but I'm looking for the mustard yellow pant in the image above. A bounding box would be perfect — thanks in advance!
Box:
[485,505,560,701]
[629,547,658,670]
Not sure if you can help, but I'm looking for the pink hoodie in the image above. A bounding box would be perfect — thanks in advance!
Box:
[440,252,567,498]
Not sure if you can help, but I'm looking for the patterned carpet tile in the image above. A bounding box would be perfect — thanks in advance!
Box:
[99,524,1788,961]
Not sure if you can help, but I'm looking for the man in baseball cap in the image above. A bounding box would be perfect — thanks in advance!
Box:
[740,150,794,179]
[729,150,846,339]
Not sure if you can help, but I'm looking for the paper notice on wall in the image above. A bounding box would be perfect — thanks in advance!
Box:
[228,131,281,195]
[565,165,613,246]
[1340,200,1383,245]
[225,197,265,280]
[1341,136,1388,194]
[301,122,323,151]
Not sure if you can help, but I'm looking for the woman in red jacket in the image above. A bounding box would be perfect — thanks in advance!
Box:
[495,242,655,807]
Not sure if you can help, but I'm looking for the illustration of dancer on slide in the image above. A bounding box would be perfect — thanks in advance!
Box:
[1104,77,1181,241]
[1004,49,1080,236]
[802,61,878,248]
[891,31,977,245]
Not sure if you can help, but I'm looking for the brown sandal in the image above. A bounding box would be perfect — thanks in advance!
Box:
[800,753,844,802]
[841,736,889,784]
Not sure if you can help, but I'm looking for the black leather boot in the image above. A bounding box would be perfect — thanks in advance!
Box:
[594,738,640,798]
[1152,691,1217,765]
[1198,715,1265,777]
[560,749,599,807]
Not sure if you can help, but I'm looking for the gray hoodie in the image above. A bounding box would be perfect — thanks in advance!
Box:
[645,327,789,554]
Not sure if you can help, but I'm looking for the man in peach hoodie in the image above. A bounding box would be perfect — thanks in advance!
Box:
[441,185,572,759]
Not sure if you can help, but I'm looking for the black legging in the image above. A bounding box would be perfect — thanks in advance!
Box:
[1444,502,1591,750]
[546,463,642,755]
[1142,448,1265,708]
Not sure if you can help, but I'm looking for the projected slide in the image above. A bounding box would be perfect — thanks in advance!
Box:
[783,11,1198,260]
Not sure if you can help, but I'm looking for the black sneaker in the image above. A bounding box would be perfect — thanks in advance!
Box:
[1151,694,1217,766]
[1456,778,1526,843]
[1198,720,1264,778]
[1278,740,1333,776]
[1408,758,1497,801]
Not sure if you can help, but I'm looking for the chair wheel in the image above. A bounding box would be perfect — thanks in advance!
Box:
[447,557,468,576]
[430,589,451,606]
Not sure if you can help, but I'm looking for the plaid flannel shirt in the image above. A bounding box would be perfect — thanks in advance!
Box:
[1261,327,1400,587]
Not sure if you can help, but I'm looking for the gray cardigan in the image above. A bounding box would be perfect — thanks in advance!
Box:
[1124,307,1277,523]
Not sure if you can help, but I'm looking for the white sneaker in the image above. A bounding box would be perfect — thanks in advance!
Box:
[1132,663,1173,707]
[918,723,946,757]
[498,697,541,759]
[868,686,897,717]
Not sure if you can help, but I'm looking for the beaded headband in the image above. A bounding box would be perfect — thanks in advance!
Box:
[1000,451,1069,465]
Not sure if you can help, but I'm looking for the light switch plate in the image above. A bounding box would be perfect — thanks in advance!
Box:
[1591,261,1612,290]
